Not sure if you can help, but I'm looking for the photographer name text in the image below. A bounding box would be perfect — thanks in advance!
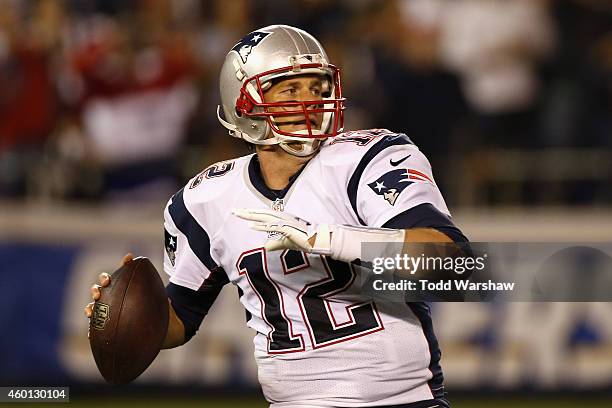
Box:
[372,279,515,292]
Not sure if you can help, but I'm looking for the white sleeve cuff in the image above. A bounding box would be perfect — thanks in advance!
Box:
[327,225,405,263]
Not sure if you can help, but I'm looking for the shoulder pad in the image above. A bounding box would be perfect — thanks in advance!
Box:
[331,128,410,147]
[318,129,415,165]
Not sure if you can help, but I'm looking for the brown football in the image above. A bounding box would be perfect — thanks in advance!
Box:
[89,257,169,385]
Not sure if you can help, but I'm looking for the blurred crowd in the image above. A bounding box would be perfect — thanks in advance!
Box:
[0,0,610,206]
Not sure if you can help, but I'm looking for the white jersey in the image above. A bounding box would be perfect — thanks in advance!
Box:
[163,129,451,407]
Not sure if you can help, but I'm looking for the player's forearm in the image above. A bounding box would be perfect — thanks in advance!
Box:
[309,227,452,257]
[162,299,186,349]
[403,227,453,245]
[311,226,456,265]
[400,227,462,279]
[334,226,461,280]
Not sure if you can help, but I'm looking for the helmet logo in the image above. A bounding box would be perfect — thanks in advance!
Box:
[232,31,272,63]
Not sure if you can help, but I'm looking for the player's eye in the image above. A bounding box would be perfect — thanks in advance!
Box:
[310,87,321,97]
[281,87,297,95]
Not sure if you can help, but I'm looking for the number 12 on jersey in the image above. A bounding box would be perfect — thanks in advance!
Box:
[237,249,384,354]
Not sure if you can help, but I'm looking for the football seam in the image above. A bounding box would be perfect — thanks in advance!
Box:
[111,258,140,383]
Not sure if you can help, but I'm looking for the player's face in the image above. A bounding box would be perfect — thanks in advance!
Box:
[263,74,325,133]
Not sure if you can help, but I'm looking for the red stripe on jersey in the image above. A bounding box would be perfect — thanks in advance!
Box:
[409,175,429,182]
[408,169,433,183]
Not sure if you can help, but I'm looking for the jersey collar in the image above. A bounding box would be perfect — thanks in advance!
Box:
[247,154,307,201]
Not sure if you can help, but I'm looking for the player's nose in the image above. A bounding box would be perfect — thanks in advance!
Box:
[295,87,320,102]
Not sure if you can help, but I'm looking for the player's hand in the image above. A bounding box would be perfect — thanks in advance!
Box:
[84,253,133,319]
[233,208,332,254]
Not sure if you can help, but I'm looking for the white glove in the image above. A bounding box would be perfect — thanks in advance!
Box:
[232,208,332,254]
[233,208,406,263]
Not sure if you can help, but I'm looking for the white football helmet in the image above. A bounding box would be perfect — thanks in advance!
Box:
[217,25,345,156]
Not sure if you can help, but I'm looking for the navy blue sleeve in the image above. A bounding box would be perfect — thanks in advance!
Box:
[168,188,220,271]
[166,268,229,342]
[382,203,469,243]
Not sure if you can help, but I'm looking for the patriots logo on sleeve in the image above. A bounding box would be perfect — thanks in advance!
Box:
[368,168,434,206]
[232,30,272,63]
[368,169,413,206]
[165,229,177,266]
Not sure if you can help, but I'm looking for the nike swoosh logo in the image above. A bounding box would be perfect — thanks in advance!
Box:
[389,154,411,166]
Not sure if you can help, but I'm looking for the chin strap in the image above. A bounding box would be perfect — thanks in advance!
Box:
[218,106,324,156]
[272,125,326,157]
[279,140,320,157]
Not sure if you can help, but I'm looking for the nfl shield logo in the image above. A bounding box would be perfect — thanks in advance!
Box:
[268,199,285,239]
[92,303,110,330]
[272,198,284,212]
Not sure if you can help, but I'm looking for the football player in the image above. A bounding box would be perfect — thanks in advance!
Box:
[86,25,468,407]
